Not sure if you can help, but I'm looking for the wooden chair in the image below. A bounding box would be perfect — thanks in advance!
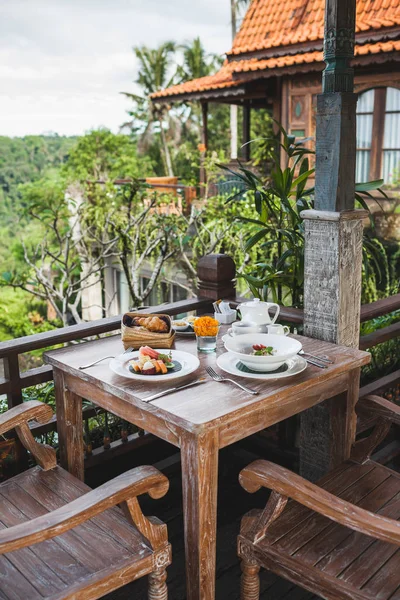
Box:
[238,394,400,600]
[0,400,171,600]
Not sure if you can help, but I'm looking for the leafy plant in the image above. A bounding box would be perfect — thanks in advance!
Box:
[222,127,314,306]
[222,126,389,307]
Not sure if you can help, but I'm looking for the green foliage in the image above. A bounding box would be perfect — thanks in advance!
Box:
[360,311,400,385]
[0,134,76,224]
[224,126,392,307]
[63,129,154,182]
[0,288,56,342]
[223,127,314,306]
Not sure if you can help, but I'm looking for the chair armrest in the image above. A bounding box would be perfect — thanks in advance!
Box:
[0,465,169,554]
[358,394,400,425]
[0,401,56,470]
[0,401,53,436]
[239,460,400,546]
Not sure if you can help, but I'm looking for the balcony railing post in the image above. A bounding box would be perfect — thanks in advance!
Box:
[3,353,23,408]
[197,254,236,301]
[3,353,29,470]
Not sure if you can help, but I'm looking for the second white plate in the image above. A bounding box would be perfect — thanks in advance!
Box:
[216,352,307,380]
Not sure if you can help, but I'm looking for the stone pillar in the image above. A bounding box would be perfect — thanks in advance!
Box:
[299,0,363,480]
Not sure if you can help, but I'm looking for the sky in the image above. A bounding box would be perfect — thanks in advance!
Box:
[0,0,232,137]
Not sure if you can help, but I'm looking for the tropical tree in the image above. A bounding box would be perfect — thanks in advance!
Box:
[121,42,179,177]
[177,38,223,139]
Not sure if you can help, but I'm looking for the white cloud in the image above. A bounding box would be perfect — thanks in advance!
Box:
[0,0,231,136]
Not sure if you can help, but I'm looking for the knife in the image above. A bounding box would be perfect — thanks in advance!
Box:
[142,379,206,403]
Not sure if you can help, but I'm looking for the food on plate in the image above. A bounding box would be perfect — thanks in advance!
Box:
[129,346,176,375]
[193,316,219,337]
[252,344,274,356]
[131,316,169,333]
[173,321,188,327]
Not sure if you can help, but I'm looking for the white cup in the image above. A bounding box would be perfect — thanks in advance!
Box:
[227,321,262,337]
[267,324,290,336]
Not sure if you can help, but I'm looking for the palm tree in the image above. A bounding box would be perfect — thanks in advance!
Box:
[178,38,223,138]
[121,42,178,177]
[180,37,221,80]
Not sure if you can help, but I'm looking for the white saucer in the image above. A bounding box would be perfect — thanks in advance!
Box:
[216,352,307,380]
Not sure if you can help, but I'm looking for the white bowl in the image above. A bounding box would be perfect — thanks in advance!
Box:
[172,319,191,332]
[223,333,302,372]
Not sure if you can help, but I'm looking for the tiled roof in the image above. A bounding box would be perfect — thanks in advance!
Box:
[230,0,400,55]
[231,40,400,72]
[152,0,400,101]
[151,62,246,99]
[151,40,400,100]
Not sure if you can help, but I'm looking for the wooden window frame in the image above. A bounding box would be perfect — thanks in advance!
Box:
[369,88,386,180]
[357,87,400,183]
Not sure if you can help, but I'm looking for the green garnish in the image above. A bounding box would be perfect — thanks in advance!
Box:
[252,345,274,356]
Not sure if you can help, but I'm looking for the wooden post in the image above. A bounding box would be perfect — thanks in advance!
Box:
[197,254,236,301]
[199,102,208,196]
[300,0,365,480]
[242,102,251,162]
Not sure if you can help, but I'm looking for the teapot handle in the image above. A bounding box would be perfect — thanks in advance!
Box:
[269,303,280,324]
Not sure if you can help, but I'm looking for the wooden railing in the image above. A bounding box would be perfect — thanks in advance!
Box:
[0,253,399,467]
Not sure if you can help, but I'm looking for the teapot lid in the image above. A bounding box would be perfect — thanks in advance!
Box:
[241,297,266,307]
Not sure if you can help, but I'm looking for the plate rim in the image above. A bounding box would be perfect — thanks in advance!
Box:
[216,352,307,380]
[109,349,200,381]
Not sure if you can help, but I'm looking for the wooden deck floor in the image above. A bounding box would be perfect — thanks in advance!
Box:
[99,442,322,600]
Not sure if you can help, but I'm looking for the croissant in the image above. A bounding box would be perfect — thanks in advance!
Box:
[132,316,169,333]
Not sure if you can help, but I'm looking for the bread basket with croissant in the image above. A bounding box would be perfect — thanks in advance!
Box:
[121,313,175,350]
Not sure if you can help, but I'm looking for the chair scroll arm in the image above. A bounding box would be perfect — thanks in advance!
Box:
[0,400,53,436]
[239,460,400,546]
[0,401,56,470]
[0,465,169,554]
[358,394,400,426]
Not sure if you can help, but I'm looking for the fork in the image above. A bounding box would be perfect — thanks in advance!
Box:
[206,366,258,395]
[79,347,133,370]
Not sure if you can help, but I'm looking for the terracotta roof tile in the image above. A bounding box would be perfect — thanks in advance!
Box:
[152,0,400,101]
[230,40,400,72]
[151,62,246,99]
[151,40,400,100]
[230,0,400,55]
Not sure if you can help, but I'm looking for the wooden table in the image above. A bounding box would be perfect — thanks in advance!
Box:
[45,332,369,600]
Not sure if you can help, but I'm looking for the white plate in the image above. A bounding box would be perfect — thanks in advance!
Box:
[216,352,307,380]
[109,349,200,382]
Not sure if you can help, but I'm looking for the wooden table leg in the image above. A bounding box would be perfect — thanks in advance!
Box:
[53,369,84,480]
[180,430,219,600]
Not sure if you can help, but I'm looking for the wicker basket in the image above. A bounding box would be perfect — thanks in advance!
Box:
[121,313,175,350]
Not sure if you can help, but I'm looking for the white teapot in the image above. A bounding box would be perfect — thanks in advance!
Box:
[238,298,280,326]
